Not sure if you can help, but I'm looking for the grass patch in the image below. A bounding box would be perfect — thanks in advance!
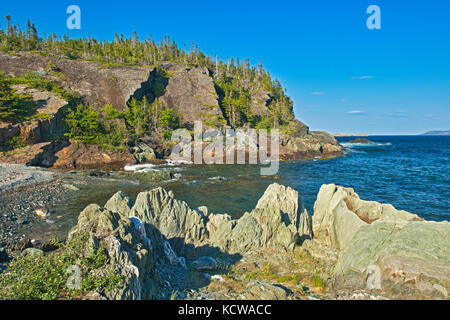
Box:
[0,233,123,300]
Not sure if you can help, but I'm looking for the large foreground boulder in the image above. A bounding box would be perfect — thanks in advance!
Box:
[102,183,310,257]
[68,203,159,300]
[312,184,422,249]
[312,184,450,298]
[208,183,311,253]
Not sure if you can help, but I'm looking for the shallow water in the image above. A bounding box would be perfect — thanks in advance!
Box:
[55,135,450,228]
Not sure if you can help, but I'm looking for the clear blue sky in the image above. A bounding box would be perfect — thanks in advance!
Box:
[1,0,449,134]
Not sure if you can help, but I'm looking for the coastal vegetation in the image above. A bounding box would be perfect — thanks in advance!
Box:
[0,16,295,134]
[0,71,79,125]
[64,98,183,149]
[0,233,122,300]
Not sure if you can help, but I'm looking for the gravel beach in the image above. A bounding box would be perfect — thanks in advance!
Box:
[0,163,54,193]
[0,164,74,251]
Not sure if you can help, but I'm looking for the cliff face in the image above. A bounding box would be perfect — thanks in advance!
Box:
[0,52,342,168]
[0,84,69,147]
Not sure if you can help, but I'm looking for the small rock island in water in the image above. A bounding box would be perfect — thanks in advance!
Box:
[348,138,373,144]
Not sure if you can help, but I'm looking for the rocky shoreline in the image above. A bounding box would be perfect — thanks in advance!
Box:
[1,170,448,300]
[0,164,77,250]
[0,163,180,253]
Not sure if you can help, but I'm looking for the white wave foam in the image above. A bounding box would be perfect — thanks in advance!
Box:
[341,142,391,148]
[208,176,228,181]
[165,159,193,166]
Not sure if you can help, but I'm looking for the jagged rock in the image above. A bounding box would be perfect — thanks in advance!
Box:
[209,204,298,254]
[255,183,299,228]
[104,191,132,216]
[255,183,313,240]
[128,187,209,252]
[298,209,313,242]
[102,184,303,258]
[192,256,218,271]
[21,248,44,257]
[131,142,157,163]
[312,184,368,249]
[244,281,289,300]
[312,184,422,249]
[68,203,159,300]
[206,213,232,239]
[162,241,187,269]
[0,247,9,262]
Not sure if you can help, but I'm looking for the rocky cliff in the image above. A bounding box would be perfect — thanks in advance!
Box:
[0,52,342,169]
[4,183,446,300]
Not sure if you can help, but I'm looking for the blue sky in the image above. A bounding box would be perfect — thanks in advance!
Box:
[1,0,449,134]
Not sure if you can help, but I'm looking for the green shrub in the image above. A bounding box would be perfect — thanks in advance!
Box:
[0,233,123,300]
[65,103,103,144]
[102,104,123,120]
[0,73,36,122]
[3,136,26,150]
[311,275,327,289]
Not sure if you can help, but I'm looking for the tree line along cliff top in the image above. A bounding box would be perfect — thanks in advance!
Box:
[0,17,297,133]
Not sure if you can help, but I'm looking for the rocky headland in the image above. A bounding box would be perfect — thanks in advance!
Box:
[0,22,446,302]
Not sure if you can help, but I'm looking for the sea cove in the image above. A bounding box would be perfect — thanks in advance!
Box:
[0,2,449,302]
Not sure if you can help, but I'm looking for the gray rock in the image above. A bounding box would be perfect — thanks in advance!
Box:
[68,203,159,300]
[312,184,422,250]
[62,183,80,191]
[132,142,157,163]
[192,256,218,271]
[104,191,132,216]
[163,241,186,269]
[244,281,289,300]
[21,248,44,257]
[298,208,313,242]
[255,183,300,229]
[312,183,450,298]
[209,206,298,254]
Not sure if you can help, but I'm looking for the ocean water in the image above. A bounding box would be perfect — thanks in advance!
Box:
[161,136,450,221]
[56,136,450,226]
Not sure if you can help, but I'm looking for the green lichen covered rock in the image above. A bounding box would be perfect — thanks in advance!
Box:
[312,183,450,299]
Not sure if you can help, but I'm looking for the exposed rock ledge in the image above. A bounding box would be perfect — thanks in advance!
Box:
[64,183,312,299]
[312,184,449,299]
[35,183,449,300]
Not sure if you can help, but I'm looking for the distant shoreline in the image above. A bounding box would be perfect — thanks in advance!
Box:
[335,133,450,137]
[421,130,450,136]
